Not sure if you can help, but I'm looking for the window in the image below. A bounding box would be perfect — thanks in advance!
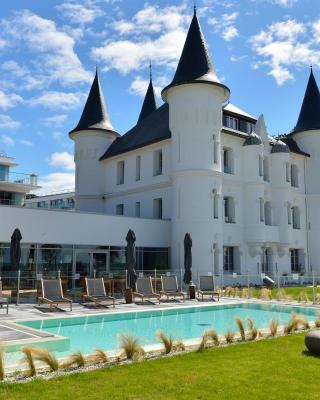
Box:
[213,189,219,219]
[291,164,299,187]
[135,201,140,217]
[286,162,290,183]
[223,246,234,272]
[224,196,235,223]
[0,165,9,181]
[290,249,300,272]
[292,206,300,229]
[263,157,270,182]
[136,156,141,181]
[153,198,162,219]
[246,122,255,134]
[287,203,292,224]
[264,201,272,226]
[117,161,124,185]
[223,148,234,174]
[116,204,124,215]
[261,248,272,274]
[259,155,263,177]
[153,150,162,176]
[225,116,238,130]
[213,135,218,164]
[259,198,264,222]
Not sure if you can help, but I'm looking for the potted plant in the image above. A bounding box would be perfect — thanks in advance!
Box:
[124,286,133,304]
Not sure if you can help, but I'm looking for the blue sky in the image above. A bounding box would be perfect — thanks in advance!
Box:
[0,0,319,192]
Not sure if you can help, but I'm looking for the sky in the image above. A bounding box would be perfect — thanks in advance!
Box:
[0,0,319,193]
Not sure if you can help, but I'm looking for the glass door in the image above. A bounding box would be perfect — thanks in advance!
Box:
[92,252,108,277]
[74,251,91,289]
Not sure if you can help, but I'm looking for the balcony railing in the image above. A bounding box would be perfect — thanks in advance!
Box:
[0,172,38,186]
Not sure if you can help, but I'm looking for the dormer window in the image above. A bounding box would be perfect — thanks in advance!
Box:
[225,115,238,130]
[246,122,255,134]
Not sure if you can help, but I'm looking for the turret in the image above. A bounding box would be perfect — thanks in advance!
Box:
[162,8,230,275]
[137,66,157,123]
[69,69,119,212]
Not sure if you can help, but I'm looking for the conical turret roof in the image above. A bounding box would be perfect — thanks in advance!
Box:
[69,69,117,135]
[138,74,157,123]
[162,8,229,99]
[293,68,320,133]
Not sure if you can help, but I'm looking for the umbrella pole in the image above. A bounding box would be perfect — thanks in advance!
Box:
[16,269,21,306]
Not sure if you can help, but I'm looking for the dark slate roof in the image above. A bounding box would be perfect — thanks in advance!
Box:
[100,104,170,160]
[243,131,262,146]
[137,78,157,123]
[292,68,320,134]
[69,70,117,135]
[281,137,310,157]
[271,139,290,153]
[162,10,229,99]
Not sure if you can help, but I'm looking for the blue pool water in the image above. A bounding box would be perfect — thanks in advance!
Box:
[12,302,318,361]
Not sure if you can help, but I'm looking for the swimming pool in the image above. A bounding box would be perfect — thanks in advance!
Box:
[5,302,319,366]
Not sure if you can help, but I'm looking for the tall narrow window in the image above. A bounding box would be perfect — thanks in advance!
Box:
[136,156,141,181]
[153,198,162,219]
[263,157,270,182]
[286,162,290,182]
[291,164,299,187]
[213,135,218,164]
[223,148,234,174]
[223,246,234,272]
[287,203,292,224]
[213,189,219,219]
[292,206,300,229]
[117,161,124,185]
[224,196,235,223]
[259,198,264,222]
[135,201,140,217]
[290,249,300,272]
[264,201,272,226]
[259,155,263,177]
[116,204,124,215]
[153,150,162,176]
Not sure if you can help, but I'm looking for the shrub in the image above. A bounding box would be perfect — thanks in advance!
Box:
[247,318,257,340]
[269,318,279,337]
[32,348,59,372]
[260,288,272,300]
[235,317,246,341]
[157,331,174,354]
[119,333,144,360]
[224,331,235,343]
[21,346,36,377]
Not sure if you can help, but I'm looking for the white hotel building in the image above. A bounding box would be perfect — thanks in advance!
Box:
[1,10,320,284]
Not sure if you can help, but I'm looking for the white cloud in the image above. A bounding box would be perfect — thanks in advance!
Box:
[1,61,45,91]
[0,10,91,86]
[28,91,84,110]
[0,39,6,49]
[18,139,33,146]
[49,151,75,171]
[0,90,23,109]
[0,115,21,129]
[208,12,239,42]
[0,134,14,146]
[37,172,75,193]
[272,0,297,6]
[129,75,167,98]
[230,55,248,62]
[42,114,68,127]
[57,2,104,24]
[92,4,189,74]
[250,19,320,85]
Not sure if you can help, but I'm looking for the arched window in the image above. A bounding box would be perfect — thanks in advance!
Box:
[290,164,299,187]
[292,206,300,229]
[264,201,272,226]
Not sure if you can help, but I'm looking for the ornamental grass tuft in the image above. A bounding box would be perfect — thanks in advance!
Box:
[21,346,36,377]
[224,331,235,344]
[235,317,246,341]
[157,331,174,354]
[32,348,59,372]
[247,318,258,341]
[120,333,144,360]
[269,318,279,337]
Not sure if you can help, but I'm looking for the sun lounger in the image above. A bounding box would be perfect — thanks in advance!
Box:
[38,279,72,311]
[133,277,161,303]
[160,276,186,301]
[197,275,220,301]
[0,281,9,314]
[83,278,115,307]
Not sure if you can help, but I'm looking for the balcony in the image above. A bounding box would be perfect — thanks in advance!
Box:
[0,172,38,186]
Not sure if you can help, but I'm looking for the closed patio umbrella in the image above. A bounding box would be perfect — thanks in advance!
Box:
[10,228,22,272]
[183,233,192,284]
[126,229,137,290]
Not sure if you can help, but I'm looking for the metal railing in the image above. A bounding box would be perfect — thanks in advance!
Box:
[0,172,38,186]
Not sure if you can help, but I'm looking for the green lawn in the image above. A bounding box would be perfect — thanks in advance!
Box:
[1,334,319,400]
[250,286,319,300]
